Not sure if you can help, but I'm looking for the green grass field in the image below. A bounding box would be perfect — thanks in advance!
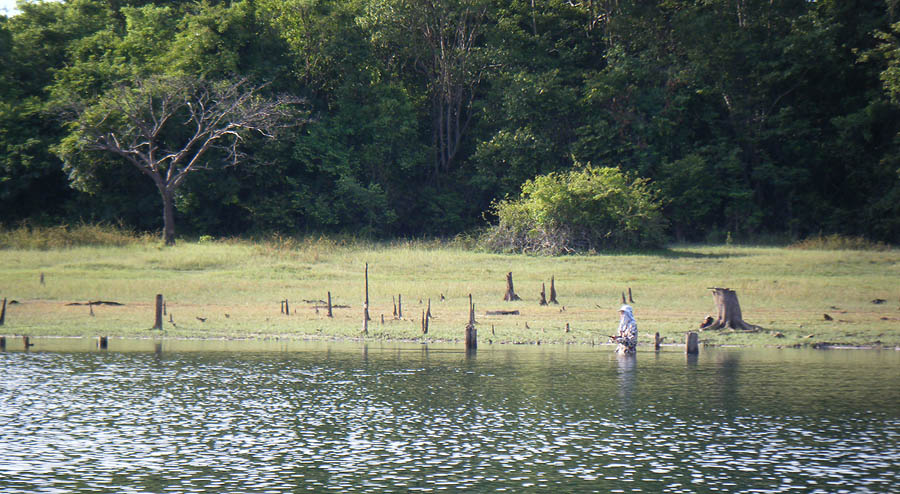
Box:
[1,235,898,349]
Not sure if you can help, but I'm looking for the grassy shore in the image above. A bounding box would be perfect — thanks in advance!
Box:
[1,234,898,349]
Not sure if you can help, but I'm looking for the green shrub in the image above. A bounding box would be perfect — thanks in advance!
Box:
[789,234,892,251]
[482,164,667,254]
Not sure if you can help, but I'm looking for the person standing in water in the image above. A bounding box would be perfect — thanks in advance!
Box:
[613,305,638,355]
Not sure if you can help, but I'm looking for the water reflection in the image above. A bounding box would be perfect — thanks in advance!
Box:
[0,341,898,493]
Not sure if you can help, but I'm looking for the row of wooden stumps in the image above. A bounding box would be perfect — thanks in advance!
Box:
[650,331,698,354]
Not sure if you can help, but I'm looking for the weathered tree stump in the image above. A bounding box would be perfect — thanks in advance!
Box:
[628,287,634,304]
[426,298,432,320]
[398,294,403,319]
[685,331,699,354]
[654,332,662,351]
[503,272,521,301]
[153,294,163,330]
[0,336,6,350]
[0,297,6,326]
[539,283,547,306]
[327,292,333,318]
[700,287,761,331]
[549,276,558,305]
[97,336,108,349]
[466,294,477,350]
[40,273,45,285]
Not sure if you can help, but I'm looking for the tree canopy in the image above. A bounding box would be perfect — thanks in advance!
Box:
[1,0,899,245]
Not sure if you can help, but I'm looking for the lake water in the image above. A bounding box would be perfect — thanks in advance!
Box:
[1,339,898,493]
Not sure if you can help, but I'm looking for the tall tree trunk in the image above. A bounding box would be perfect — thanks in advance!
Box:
[162,188,176,246]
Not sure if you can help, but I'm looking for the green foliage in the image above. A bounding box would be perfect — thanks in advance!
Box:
[484,164,666,254]
[1,0,900,244]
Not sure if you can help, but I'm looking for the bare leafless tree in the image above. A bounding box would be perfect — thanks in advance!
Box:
[60,75,304,245]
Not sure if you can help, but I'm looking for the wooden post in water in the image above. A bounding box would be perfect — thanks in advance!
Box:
[327,292,333,318]
[465,294,477,351]
[362,263,370,334]
[0,336,6,350]
[153,294,164,330]
[654,332,662,351]
[685,331,699,354]
[97,336,108,349]
[0,297,6,326]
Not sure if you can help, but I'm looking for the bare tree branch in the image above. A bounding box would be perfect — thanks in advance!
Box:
[62,74,306,245]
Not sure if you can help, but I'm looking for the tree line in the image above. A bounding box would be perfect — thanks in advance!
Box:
[2,0,899,245]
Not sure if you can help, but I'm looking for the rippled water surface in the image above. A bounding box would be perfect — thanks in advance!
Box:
[1,339,899,493]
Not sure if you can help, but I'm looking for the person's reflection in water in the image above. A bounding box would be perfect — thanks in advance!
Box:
[616,353,637,410]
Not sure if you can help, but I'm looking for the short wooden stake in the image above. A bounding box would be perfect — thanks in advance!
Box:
[23,335,32,348]
[153,294,163,330]
[89,302,94,317]
[565,322,570,333]
[40,273,45,285]
[628,287,634,304]
[0,336,6,350]
[362,263,370,334]
[163,301,167,316]
[426,298,432,320]
[621,292,627,304]
[654,332,662,350]
[327,292,333,318]
[285,299,290,316]
[466,294,477,350]
[98,336,108,349]
[398,294,403,319]
[549,276,558,304]
[685,331,699,354]
[0,297,6,326]
[539,283,547,306]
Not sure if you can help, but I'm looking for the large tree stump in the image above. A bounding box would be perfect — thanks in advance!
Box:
[700,287,761,331]
[503,272,521,301]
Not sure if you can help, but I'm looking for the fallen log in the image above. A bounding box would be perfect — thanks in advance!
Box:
[486,310,520,316]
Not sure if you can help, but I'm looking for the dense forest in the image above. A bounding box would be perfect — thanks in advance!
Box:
[2,0,899,244]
